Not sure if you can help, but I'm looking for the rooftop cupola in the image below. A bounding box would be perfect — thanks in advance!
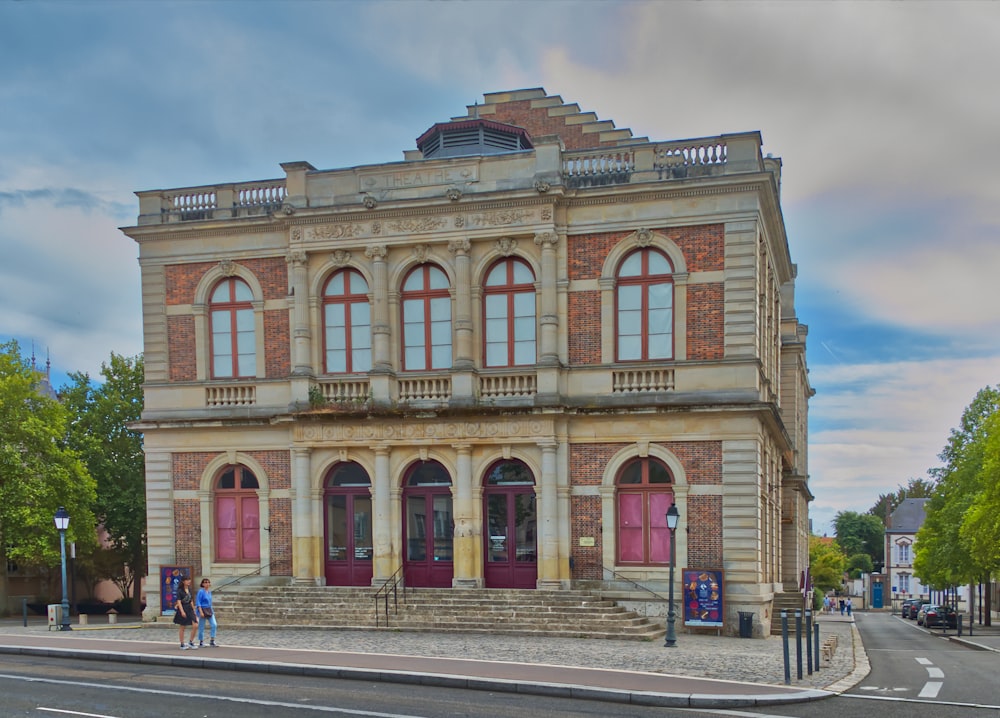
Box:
[416,119,533,159]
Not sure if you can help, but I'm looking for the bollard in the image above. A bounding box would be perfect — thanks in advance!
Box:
[795,610,803,680]
[79,613,88,626]
[814,622,820,671]
[22,598,28,628]
[958,614,963,637]
[108,611,117,625]
[805,610,813,675]
[781,610,791,685]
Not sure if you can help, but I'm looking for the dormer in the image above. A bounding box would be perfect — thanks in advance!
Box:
[416,119,533,159]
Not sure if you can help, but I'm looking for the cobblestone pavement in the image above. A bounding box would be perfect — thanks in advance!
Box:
[7,615,859,691]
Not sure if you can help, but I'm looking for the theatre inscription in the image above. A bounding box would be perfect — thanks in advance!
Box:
[359,164,478,192]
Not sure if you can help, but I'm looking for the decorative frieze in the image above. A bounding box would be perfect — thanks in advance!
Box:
[296,418,552,443]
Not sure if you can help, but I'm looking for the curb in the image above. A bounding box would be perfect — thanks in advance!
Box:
[0,643,832,709]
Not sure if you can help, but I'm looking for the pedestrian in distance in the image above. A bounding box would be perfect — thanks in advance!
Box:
[846,598,853,616]
[196,577,218,647]
[839,598,845,615]
[173,575,199,649]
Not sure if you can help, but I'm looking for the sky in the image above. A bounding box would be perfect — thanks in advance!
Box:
[2,0,998,535]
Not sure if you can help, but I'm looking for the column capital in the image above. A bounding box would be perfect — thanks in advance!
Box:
[534,231,558,249]
[448,238,471,255]
[365,244,388,260]
[286,249,308,267]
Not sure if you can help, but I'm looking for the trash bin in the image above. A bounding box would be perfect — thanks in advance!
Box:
[738,611,754,638]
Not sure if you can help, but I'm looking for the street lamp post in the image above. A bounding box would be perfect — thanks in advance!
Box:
[664,502,680,647]
[53,507,72,631]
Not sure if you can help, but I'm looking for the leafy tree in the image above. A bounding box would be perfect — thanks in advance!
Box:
[960,410,1000,571]
[915,387,1000,595]
[0,341,97,611]
[847,553,873,579]
[809,536,846,593]
[833,511,884,568]
[61,354,146,613]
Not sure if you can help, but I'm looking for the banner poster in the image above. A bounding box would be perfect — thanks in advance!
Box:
[160,566,191,615]
[683,569,724,627]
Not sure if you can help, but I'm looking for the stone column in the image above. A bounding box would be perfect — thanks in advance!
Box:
[372,445,393,583]
[365,244,391,372]
[286,250,312,376]
[534,231,559,366]
[537,440,561,589]
[449,238,473,369]
[451,444,480,587]
[291,448,316,584]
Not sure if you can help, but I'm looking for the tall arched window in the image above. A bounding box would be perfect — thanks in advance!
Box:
[616,248,674,362]
[214,464,261,562]
[210,277,255,378]
[483,258,536,367]
[401,264,451,371]
[322,269,371,374]
[616,457,674,564]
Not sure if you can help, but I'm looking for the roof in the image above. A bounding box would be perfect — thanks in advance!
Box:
[887,498,929,534]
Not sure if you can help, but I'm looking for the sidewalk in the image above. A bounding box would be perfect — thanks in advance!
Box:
[0,614,865,709]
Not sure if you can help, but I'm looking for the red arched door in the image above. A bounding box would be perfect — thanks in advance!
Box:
[402,461,453,587]
[324,462,373,586]
[483,459,537,588]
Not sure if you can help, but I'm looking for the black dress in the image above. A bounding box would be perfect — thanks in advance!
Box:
[173,587,195,625]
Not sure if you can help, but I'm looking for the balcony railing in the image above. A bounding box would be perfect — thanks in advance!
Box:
[562,150,635,188]
[398,376,452,402]
[206,384,257,407]
[158,180,287,222]
[316,378,371,404]
[612,368,675,393]
[479,371,537,399]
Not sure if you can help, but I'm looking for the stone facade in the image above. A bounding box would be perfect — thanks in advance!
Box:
[123,88,812,635]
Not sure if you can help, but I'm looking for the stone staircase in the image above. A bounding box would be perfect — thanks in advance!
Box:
[770,591,808,634]
[212,586,666,641]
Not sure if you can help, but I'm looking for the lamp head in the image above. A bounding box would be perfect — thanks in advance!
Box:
[53,506,70,531]
[665,502,680,530]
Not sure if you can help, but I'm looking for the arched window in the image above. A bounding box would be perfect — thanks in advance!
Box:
[214,464,260,562]
[616,248,674,362]
[322,269,371,374]
[616,457,674,564]
[210,277,255,378]
[483,258,536,367]
[401,264,451,371]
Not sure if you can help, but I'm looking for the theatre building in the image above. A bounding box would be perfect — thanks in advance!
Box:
[124,88,812,633]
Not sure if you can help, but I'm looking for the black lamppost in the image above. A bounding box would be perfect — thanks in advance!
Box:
[53,507,72,631]
[664,502,680,647]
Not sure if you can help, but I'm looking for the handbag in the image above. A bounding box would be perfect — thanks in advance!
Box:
[201,607,213,618]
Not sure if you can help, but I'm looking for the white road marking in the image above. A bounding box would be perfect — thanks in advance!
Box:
[914,657,932,665]
[0,673,428,718]
[926,667,944,679]
[38,710,118,718]
[918,681,943,698]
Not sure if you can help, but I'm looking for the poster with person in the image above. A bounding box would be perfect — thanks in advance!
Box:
[160,566,191,615]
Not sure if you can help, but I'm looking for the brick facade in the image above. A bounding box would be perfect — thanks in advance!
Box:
[571,495,603,580]
[173,499,201,576]
[487,99,619,151]
[268,497,292,576]
[167,315,196,381]
[687,495,723,569]
[567,291,601,365]
[687,283,724,361]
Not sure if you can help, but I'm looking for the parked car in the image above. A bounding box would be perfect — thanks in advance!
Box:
[916,603,937,626]
[924,604,958,628]
[900,599,920,617]
[909,601,931,620]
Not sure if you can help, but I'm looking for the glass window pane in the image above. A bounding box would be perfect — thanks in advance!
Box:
[236,329,254,354]
[211,311,231,332]
[430,297,450,321]
[485,294,506,319]
[352,348,371,372]
[648,333,672,359]
[326,304,346,328]
[648,462,672,484]
[430,318,451,345]
[347,271,368,294]
[513,316,535,340]
[403,270,423,291]
[485,317,507,342]
[327,350,346,373]
[513,340,535,365]
[232,280,253,301]
[648,282,673,309]
[427,266,448,290]
[618,285,641,310]
[404,322,425,346]
[405,347,425,370]
[618,336,641,360]
[325,272,345,295]
[485,264,506,286]
[648,307,673,331]
[514,493,536,561]
[406,496,426,560]
[513,292,534,316]
[237,352,254,377]
[618,463,642,484]
[433,495,453,561]
[431,344,451,368]
[327,329,346,350]
[213,356,232,377]
[353,496,373,560]
[619,252,642,277]
[403,299,424,322]
[485,343,506,366]
[487,494,508,562]
[648,251,672,274]
[235,308,254,332]
[618,308,642,334]
[326,494,348,562]
[351,324,370,350]
[512,261,534,284]
[211,283,229,302]
[351,302,370,328]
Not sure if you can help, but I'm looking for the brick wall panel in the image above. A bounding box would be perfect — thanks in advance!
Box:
[168,315,196,381]
[687,495,723,568]
[687,284,724,360]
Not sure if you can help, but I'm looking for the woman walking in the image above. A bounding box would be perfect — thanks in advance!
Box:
[196,577,218,647]
[173,575,198,649]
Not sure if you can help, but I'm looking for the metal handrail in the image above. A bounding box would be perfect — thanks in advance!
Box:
[373,565,407,628]
[601,564,669,602]
[211,563,273,594]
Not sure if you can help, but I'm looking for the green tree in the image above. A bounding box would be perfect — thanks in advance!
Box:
[61,354,146,613]
[956,410,1000,580]
[809,536,846,593]
[0,341,96,611]
[833,511,884,569]
[915,387,1000,597]
[846,553,874,579]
